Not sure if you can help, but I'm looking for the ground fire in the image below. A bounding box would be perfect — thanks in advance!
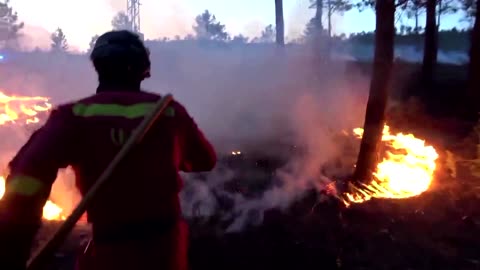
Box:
[0,176,64,220]
[342,125,439,206]
[0,91,51,124]
[0,90,66,221]
[0,88,441,221]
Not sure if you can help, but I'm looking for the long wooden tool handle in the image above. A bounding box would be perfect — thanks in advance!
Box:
[27,94,174,270]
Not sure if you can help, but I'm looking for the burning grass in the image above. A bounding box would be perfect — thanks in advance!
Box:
[186,111,479,270]
[0,90,66,221]
[0,91,51,125]
[0,89,476,269]
[187,154,480,270]
[342,125,439,206]
[30,132,480,270]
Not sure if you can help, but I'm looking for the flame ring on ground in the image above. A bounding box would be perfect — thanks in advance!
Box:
[342,125,439,206]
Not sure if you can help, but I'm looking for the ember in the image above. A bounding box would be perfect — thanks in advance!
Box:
[0,90,65,220]
[342,125,439,206]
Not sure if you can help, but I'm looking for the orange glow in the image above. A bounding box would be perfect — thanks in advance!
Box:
[0,90,65,220]
[343,125,439,206]
[0,176,66,220]
[0,91,51,125]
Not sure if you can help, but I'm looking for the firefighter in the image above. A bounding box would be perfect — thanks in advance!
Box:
[0,30,217,270]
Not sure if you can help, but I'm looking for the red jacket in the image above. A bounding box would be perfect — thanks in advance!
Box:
[0,90,216,268]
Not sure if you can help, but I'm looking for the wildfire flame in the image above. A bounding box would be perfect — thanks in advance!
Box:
[0,176,65,220]
[0,91,51,125]
[342,125,439,206]
[0,90,65,220]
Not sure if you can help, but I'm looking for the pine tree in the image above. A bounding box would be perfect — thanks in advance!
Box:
[51,28,68,52]
[0,0,24,47]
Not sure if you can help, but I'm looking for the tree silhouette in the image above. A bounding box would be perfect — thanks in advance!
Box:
[0,0,24,47]
[252,25,276,43]
[309,0,324,32]
[304,0,351,57]
[51,28,68,52]
[304,19,322,40]
[343,28,471,51]
[357,1,418,11]
[304,0,326,44]
[423,0,438,83]
[437,0,460,28]
[467,0,479,113]
[307,0,352,38]
[461,0,477,23]
[304,0,327,58]
[326,0,353,37]
[231,34,249,44]
[400,0,426,33]
[192,10,228,41]
[88,34,99,53]
[112,12,131,31]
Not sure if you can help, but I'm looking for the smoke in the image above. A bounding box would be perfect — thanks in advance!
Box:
[139,0,194,39]
[149,42,370,231]
[242,21,267,38]
[15,25,51,51]
[12,0,197,51]
[180,88,364,232]
[285,0,313,41]
[0,41,369,229]
[345,44,469,65]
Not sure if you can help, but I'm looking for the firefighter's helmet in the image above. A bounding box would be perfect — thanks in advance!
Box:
[90,30,150,80]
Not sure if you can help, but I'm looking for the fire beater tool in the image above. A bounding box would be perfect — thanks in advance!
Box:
[26,94,174,270]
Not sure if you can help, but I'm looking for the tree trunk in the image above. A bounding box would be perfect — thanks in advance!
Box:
[467,0,480,112]
[327,0,332,38]
[325,0,333,59]
[275,0,285,46]
[316,0,324,31]
[313,0,325,61]
[415,12,419,33]
[437,0,442,28]
[353,0,395,184]
[422,0,438,83]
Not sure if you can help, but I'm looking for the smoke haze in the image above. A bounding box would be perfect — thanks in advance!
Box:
[11,0,315,51]
[0,41,370,230]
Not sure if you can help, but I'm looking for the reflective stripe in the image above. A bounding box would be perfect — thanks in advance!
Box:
[6,175,44,196]
[73,103,155,119]
[73,103,175,118]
